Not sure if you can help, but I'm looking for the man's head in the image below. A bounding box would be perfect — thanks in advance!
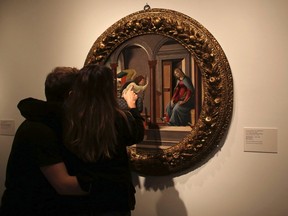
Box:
[45,67,79,102]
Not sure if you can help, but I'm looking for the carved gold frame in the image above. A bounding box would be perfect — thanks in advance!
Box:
[85,8,233,176]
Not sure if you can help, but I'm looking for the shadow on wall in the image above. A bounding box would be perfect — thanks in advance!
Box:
[132,174,188,216]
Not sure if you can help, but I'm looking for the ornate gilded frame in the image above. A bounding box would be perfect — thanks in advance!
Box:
[85,8,233,176]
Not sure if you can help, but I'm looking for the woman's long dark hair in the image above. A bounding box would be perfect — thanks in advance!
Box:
[64,64,124,162]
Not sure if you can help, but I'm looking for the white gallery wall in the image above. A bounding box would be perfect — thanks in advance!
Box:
[1,0,288,215]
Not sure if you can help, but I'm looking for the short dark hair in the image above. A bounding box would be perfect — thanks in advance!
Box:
[45,67,79,102]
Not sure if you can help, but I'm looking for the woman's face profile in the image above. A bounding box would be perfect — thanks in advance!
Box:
[174,68,184,79]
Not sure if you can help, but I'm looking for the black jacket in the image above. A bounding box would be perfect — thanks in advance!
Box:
[60,108,145,213]
[0,98,64,216]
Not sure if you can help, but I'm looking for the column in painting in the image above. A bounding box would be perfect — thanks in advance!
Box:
[110,63,118,95]
[148,60,157,127]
